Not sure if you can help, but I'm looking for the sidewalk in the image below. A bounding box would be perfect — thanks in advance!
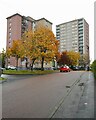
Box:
[75,72,94,118]
[52,71,94,118]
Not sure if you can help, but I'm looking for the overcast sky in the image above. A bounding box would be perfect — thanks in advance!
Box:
[0,0,95,62]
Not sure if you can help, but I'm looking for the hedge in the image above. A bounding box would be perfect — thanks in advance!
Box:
[91,60,96,80]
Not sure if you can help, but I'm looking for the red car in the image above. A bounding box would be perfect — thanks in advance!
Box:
[59,66,70,72]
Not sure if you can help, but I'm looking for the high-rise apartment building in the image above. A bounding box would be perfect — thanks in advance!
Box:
[56,18,89,65]
[6,13,52,67]
[6,13,52,49]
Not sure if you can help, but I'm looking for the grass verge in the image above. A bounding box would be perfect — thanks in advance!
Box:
[3,70,58,75]
[0,77,6,81]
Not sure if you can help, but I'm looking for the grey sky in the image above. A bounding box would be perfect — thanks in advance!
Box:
[0,0,95,62]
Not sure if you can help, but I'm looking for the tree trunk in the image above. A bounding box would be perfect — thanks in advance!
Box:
[41,56,44,71]
[16,56,18,70]
[31,59,36,71]
[20,59,22,69]
[6,56,8,67]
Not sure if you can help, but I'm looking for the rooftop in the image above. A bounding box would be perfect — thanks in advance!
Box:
[6,13,22,19]
[6,13,52,24]
[36,18,52,24]
[56,18,88,27]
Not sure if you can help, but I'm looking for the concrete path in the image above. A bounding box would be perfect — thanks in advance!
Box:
[52,72,94,118]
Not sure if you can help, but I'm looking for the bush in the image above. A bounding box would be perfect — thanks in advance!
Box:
[91,60,96,80]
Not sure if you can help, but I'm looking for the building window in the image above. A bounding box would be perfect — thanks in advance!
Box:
[9,42,11,46]
[79,36,83,38]
[9,32,12,36]
[9,23,12,26]
[9,37,11,41]
[78,26,83,29]
[78,23,83,25]
[32,22,35,29]
[9,27,11,31]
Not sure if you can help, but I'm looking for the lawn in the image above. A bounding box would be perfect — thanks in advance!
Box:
[0,77,6,80]
[3,70,58,75]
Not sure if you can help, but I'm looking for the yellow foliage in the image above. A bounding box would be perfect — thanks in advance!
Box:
[21,27,59,62]
[6,48,12,57]
[34,26,59,61]
[67,51,80,65]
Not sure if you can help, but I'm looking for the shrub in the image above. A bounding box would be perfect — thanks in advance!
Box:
[91,60,96,80]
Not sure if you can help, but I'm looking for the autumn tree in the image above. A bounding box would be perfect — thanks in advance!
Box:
[34,26,59,70]
[7,27,58,71]
[79,54,89,67]
[58,51,71,66]
[58,51,80,66]
[9,40,22,68]
[6,47,12,67]
[54,51,61,67]
[21,31,40,70]
[67,51,80,66]
[55,52,60,60]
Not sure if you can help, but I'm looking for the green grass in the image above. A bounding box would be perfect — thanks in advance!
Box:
[3,70,58,75]
[0,77,6,80]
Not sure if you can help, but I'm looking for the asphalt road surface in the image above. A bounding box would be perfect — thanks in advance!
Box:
[2,71,93,118]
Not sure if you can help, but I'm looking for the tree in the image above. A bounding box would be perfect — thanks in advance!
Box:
[58,51,80,66]
[55,51,61,62]
[9,40,22,68]
[9,27,58,71]
[21,31,40,70]
[58,51,71,66]
[6,47,12,67]
[91,60,96,79]
[67,51,80,66]
[34,26,59,70]
[79,54,89,67]
[1,49,6,68]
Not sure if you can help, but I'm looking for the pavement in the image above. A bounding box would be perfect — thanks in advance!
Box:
[1,71,95,119]
[51,71,95,119]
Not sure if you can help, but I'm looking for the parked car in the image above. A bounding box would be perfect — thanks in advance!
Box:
[59,65,70,72]
[71,66,79,71]
[6,66,17,70]
[78,66,85,70]
[51,67,58,70]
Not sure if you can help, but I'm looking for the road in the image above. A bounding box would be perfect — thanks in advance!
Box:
[2,71,94,118]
